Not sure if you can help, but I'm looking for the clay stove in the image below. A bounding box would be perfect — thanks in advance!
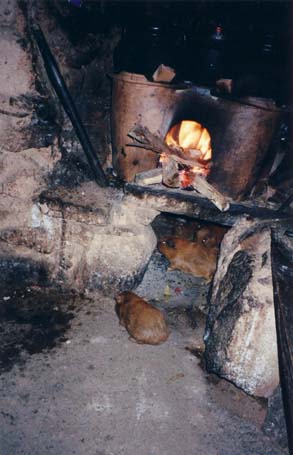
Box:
[111,72,281,202]
[109,70,291,404]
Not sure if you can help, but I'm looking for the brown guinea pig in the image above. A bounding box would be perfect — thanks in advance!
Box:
[115,291,170,345]
[195,225,228,249]
[158,237,218,281]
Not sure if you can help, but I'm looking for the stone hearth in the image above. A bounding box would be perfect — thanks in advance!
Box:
[1,155,157,294]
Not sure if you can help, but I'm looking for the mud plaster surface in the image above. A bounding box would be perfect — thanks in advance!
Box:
[0,250,287,455]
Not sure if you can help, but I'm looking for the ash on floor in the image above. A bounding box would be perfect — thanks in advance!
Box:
[136,250,209,310]
[0,287,81,373]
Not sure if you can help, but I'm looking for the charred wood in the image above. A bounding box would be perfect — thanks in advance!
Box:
[186,174,229,212]
[161,158,180,188]
[129,125,227,210]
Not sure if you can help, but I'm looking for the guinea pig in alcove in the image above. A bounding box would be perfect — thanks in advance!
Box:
[195,224,228,249]
[158,237,218,281]
[115,291,170,345]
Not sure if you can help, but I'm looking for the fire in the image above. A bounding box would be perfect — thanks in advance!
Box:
[165,120,212,162]
[179,169,195,188]
[159,120,212,188]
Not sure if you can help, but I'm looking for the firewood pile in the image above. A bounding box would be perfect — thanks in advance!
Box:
[128,124,230,212]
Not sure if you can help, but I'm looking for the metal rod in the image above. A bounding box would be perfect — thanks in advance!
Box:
[32,24,108,188]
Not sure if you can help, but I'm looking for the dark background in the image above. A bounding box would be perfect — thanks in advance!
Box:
[58,0,291,102]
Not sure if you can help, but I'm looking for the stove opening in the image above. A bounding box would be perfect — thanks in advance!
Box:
[164,120,212,178]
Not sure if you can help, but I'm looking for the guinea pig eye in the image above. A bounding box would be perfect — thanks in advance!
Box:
[166,239,175,248]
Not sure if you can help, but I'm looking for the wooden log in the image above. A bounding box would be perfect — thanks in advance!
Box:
[271,225,293,454]
[128,124,203,165]
[135,168,163,185]
[152,64,176,83]
[187,174,230,212]
[161,158,180,188]
[128,125,227,210]
[135,162,228,211]
[166,154,208,170]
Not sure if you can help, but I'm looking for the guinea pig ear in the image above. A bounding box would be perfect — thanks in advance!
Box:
[115,293,124,305]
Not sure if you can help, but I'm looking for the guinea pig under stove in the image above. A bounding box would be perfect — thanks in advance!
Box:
[158,237,218,281]
[115,291,170,345]
[195,224,228,248]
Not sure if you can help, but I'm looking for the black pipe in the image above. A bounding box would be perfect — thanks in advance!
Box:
[32,24,108,188]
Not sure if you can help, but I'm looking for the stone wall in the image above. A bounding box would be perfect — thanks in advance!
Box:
[0,1,157,295]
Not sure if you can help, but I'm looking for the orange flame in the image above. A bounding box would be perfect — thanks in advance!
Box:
[165,120,212,162]
[179,169,195,188]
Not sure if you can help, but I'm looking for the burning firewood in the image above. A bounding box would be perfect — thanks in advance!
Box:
[128,124,202,165]
[161,156,180,188]
[128,124,229,211]
[135,168,163,185]
[181,172,230,212]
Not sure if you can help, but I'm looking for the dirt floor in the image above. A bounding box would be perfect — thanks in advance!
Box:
[0,244,288,455]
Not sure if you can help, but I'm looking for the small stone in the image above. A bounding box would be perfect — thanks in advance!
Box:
[164,285,171,297]
[38,202,49,214]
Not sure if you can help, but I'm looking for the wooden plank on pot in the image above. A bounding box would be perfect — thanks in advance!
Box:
[152,64,176,83]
